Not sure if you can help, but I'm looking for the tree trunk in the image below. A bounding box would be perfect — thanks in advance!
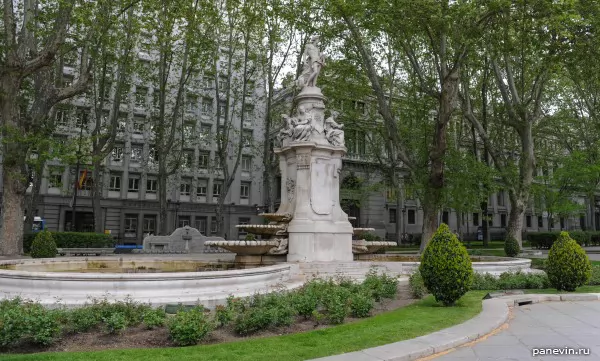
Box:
[158,167,169,235]
[507,191,525,247]
[420,199,438,253]
[92,162,104,233]
[1,168,26,255]
[481,201,490,246]
[216,199,225,237]
[24,161,44,236]
[395,189,402,244]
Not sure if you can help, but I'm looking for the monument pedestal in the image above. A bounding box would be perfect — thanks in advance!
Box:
[275,86,353,262]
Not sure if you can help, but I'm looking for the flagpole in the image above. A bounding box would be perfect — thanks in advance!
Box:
[71,124,84,231]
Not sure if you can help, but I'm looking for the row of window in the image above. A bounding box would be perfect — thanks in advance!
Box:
[387,209,569,229]
[123,214,251,237]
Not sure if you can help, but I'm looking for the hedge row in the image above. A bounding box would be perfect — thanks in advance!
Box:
[24,232,115,253]
[527,231,600,249]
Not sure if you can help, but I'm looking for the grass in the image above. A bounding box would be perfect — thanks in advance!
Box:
[1,292,486,361]
[525,285,600,294]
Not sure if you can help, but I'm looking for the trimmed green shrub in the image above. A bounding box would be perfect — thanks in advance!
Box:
[234,307,273,335]
[24,232,115,253]
[292,289,319,319]
[103,313,128,335]
[362,269,398,301]
[504,237,520,257]
[420,224,473,306]
[322,286,350,324]
[470,272,499,290]
[469,271,550,290]
[547,232,592,291]
[30,231,57,258]
[348,288,374,318]
[527,231,594,249]
[143,308,166,329]
[168,306,212,346]
[69,306,102,332]
[408,271,427,298]
[0,298,62,347]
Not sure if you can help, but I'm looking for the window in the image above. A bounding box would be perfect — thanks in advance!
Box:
[180,180,191,196]
[109,175,121,191]
[218,76,227,90]
[203,76,213,89]
[143,215,156,234]
[242,130,253,147]
[497,190,505,207]
[526,215,532,228]
[62,75,73,88]
[182,151,193,169]
[473,213,479,226]
[241,156,252,171]
[240,182,250,199]
[148,147,158,165]
[198,152,209,169]
[199,124,212,142]
[101,82,112,102]
[75,109,89,127]
[178,216,191,228]
[78,170,92,191]
[213,181,222,197]
[111,147,124,162]
[389,208,397,224]
[538,216,543,228]
[214,156,223,170]
[55,109,69,126]
[442,211,449,224]
[146,178,157,194]
[183,124,194,139]
[49,173,63,188]
[128,176,140,192]
[152,91,160,110]
[124,215,138,232]
[140,32,152,48]
[133,117,145,133]
[356,101,366,115]
[202,98,213,115]
[196,183,207,196]
[407,209,416,225]
[135,87,147,107]
[244,104,254,122]
[218,101,226,117]
[487,213,493,227]
[560,217,565,230]
[238,217,250,238]
[500,214,507,228]
[211,219,219,234]
[130,146,142,162]
[117,113,127,132]
[186,94,198,113]
[195,217,207,234]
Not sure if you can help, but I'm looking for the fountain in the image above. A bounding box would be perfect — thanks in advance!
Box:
[0,35,537,309]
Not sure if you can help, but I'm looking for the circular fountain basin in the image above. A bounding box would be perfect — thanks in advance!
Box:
[355,254,536,275]
[0,256,296,309]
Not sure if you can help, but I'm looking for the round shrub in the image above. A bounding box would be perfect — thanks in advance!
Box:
[546,232,592,291]
[30,231,57,258]
[234,307,273,335]
[168,306,212,346]
[103,312,128,335]
[504,237,520,257]
[323,286,350,324]
[419,223,473,306]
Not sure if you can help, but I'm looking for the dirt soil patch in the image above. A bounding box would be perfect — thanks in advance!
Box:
[4,284,417,354]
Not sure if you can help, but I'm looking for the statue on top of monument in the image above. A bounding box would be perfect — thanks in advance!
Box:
[297,35,325,89]
[324,110,344,147]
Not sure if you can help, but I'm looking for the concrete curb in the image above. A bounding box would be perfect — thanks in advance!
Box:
[309,293,600,361]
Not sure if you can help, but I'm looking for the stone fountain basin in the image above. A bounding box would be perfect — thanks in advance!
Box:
[353,227,376,236]
[235,224,285,236]
[258,213,292,222]
[204,240,280,255]
[0,257,294,308]
[353,254,536,275]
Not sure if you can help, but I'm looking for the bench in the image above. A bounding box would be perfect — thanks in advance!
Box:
[57,248,115,256]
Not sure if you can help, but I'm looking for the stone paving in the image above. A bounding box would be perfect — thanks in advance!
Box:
[433,301,600,361]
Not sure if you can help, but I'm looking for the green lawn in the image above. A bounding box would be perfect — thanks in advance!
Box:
[525,285,600,294]
[1,292,486,361]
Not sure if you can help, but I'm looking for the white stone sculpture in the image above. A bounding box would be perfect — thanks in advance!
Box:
[324,110,344,147]
[278,114,295,144]
[297,35,325,89]
[291,105,313,141]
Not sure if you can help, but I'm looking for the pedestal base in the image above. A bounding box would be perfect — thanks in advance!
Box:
[287,221,353,262]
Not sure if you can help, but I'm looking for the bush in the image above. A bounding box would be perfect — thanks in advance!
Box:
[143,308,166,330]
[0,298,62,347]
[420,224,473,306]
[322,286,350,324]
[527,231,594,249]
[546,232,592,291]
[69,307,102,333]
[24,232,115,253]
[470,272,499,290]
[103,313,128,335]
[348,288,374,318]
[362,269,398,301]
[588,265,600,286]
[504,237,520,257]
[168,306,212,346]
[292,289,319,319]
[234,307,273,335]
[30,231,57,258]
[408,271,427,298]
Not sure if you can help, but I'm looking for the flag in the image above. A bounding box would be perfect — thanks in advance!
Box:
[77,169,87,189]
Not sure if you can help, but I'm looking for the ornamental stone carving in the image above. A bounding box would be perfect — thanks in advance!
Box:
[286,179,296,202]
[296,35,325,89]
[324,110,344,147]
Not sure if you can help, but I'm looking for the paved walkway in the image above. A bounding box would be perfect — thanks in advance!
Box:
[432,301,600,360]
